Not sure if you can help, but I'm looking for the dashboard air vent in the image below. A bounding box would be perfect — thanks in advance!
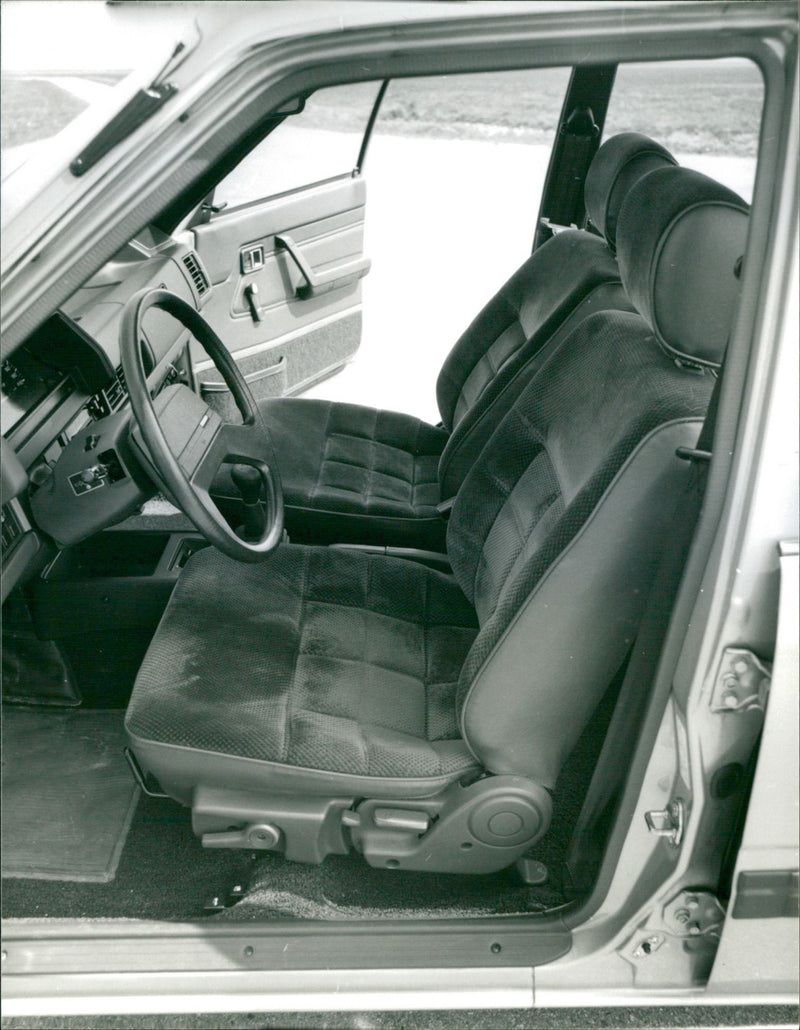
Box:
[1,504,22,554]
[104,365,127,411]
[88,365,128,420]
[182,251,210,297]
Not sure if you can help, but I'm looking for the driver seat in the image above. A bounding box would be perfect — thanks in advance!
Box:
[125,168,748,874]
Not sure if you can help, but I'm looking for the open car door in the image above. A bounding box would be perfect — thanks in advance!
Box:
[188,82,385,419]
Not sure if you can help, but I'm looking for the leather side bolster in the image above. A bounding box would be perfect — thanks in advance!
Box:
[459,419,702,788]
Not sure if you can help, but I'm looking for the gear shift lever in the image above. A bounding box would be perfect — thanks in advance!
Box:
[231,463,266,541]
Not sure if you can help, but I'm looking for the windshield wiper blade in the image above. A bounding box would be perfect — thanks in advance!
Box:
[70,80,177,177]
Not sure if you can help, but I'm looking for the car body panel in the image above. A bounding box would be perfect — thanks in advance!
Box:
[707,542,799,995]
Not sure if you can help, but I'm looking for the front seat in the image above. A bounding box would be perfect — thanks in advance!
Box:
[126,167,748,874]
[211,133,676,551]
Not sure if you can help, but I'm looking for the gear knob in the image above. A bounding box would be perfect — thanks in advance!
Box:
[230,463,266,541]
[231,463,262,506]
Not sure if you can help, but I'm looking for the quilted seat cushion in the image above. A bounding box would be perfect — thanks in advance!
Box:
[212,398,448,545]
[126,544,479,781]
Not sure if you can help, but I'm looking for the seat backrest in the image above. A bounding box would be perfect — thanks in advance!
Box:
[435,133,676,499]
[446,166,749,789]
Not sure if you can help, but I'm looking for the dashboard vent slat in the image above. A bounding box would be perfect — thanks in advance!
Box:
[88,365,128,419]
[182,251,210,297]
[103,365,127,412]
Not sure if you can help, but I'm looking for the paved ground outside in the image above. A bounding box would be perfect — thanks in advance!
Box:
[3,1004,798,1030]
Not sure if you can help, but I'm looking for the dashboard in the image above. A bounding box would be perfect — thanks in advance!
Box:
[1,226,211,602]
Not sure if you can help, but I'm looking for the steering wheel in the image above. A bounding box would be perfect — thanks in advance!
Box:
[120,287,283,562]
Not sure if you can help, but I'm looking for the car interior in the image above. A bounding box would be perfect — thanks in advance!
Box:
[1,56,760,932]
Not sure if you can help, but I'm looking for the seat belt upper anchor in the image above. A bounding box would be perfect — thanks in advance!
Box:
[676,446,712,463]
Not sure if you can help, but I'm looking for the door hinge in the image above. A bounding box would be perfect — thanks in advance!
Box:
[710,647,772,713]
[645,797,685,846]
[626,890,725,986]
[662,889,725,940]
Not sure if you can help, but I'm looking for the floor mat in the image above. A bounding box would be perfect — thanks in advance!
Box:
[1,793,259,921]
[1,708,139,883]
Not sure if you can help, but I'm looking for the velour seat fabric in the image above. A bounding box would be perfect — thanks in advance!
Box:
[127,544,480,800]
[127,167,749,818]
[230,398,450,551]
[211,134,676,550]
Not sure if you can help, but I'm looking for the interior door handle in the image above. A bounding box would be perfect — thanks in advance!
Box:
[275,233,371,299]
[244,282,263,323]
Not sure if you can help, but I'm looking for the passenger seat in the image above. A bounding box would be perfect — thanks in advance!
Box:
[212,133,677,550]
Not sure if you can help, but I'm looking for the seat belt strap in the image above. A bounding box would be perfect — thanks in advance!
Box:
[677,368,723,465]
[541,106,600,239]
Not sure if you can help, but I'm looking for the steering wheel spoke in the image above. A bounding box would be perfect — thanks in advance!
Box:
[121,288,283,561]
[188,425,232,494]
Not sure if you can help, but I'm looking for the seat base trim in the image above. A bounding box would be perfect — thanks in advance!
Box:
[187,776,551,875]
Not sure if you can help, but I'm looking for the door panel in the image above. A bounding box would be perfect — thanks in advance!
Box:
[191,174,369,408]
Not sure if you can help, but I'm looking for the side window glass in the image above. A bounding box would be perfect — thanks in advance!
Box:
[604,59,763,202]
[212,82,382,210]
[370,69,571,264]
[297,67,571,423]
[365,68,572,340]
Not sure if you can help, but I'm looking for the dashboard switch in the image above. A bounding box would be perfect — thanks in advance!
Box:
[68,465,107,496]
[29,463,54,488]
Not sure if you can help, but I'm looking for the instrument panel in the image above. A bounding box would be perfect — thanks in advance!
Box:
[1,347,65,435]
[0,227,211,599]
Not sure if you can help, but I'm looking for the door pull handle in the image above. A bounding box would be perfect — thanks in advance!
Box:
[275,233,370,299]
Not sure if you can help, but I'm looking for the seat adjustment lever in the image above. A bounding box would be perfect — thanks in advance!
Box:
[372,808,430,833]
[202,822,280,850]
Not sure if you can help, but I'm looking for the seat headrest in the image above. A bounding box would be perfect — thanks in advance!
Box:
[617,166,749,368]
[584,133,677,250]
